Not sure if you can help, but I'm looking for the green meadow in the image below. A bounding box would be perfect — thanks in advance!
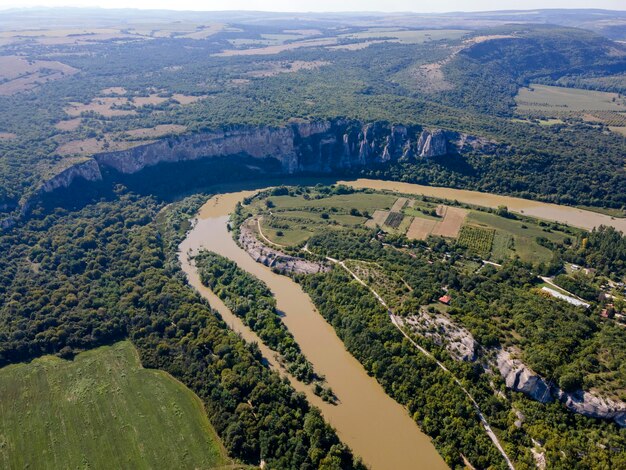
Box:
[0,341,231,470]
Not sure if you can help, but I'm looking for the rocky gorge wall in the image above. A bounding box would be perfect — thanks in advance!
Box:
[92,119,489,176]
[401,310,626,426]
[1,118,491,229]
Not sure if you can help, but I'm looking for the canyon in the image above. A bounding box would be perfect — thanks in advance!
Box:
[4,118,491,227]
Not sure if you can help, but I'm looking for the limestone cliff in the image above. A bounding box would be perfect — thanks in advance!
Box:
[496,349,553,403]
[496,349,626,427]
[93,119,485,176]
[558,390,626,427]
[15,159,103,223]
[40,159,102,194]
[4,118,490,229]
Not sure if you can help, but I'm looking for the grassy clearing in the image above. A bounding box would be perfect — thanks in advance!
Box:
[266,192,396,212]
[403,206,440,220]
[260,209,364,246]
[344,259,411,308]
[516,84,626,113]
[467,211,569,263]
[0,341,230,470]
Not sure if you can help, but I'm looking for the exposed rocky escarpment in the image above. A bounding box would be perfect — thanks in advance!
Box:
[93,119,491,175]
[558,389,626,427]
[39,159,103,194]
[3,118,492,229]
[496,349,626,426]
[238,218,329,275]
[17,159,103,222]
[496,349,553,403]
[406,310,626,426]
[401,309,478,361]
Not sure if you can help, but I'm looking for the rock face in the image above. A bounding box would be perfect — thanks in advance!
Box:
[40,159,102,193]
[238,218,330,275]
[496,349,553,403]
[495,349,626,426]
[3,118,492,229]
[13,159,103,224]
[417,129,448,157]
[94,119,487,176]
[402,310,478,361]
[558,390,626,427]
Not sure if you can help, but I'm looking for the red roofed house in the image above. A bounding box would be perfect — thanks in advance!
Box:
[438,295,451,305]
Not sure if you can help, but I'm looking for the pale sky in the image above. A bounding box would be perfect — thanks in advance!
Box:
[0,0,625,13]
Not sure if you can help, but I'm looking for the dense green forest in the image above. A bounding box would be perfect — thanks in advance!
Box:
[0,21,625,217]
[298,228,626,469]
[2,9,626,469]
[564,226,626,279]
[0,189,364,469]
[196,251,324,388]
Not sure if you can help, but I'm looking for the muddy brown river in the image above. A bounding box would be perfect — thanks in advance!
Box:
[178,179,626,470]
[179,190,448,470]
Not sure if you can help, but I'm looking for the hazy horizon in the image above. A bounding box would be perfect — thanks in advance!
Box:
[1,1,625,13]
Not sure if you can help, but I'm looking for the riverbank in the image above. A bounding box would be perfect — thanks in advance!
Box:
[179,190,448,470]
[340,179,626,232]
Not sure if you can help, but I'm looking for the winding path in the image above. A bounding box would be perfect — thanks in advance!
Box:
[334,259,515,470]
[180,191,448,470]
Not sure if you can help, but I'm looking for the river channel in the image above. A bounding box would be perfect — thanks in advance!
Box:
[178,178,626,470]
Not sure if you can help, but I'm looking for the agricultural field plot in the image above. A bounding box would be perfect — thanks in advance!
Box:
[390,197,408,212]
[260,209,365,246]
[402,201,441,221]
[214,37,339,56]
[64,92,206,118]
[262,192,396,213]
[515,83,626,134]
[247,190,397,245]
[384,211,405,228]
[260,219,311,246]
[367,209,413,234]
[430,206,468,238]
[366,209,390,228]
[407,205,468,240]
[64,97,138,117]
[406,217,438,239]
[466,211,571,264]
[0,341,230,470]
[0,28,143,45]
[457,225,495,256]
[585,111,626,126]
[54,118,82,131]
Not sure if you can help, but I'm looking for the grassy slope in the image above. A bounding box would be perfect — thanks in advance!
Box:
[0,341,231,470]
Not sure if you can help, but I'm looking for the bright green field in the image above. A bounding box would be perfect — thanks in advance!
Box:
[0,341,231,470]
[252,192,395,246]
[466,211,569,263]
